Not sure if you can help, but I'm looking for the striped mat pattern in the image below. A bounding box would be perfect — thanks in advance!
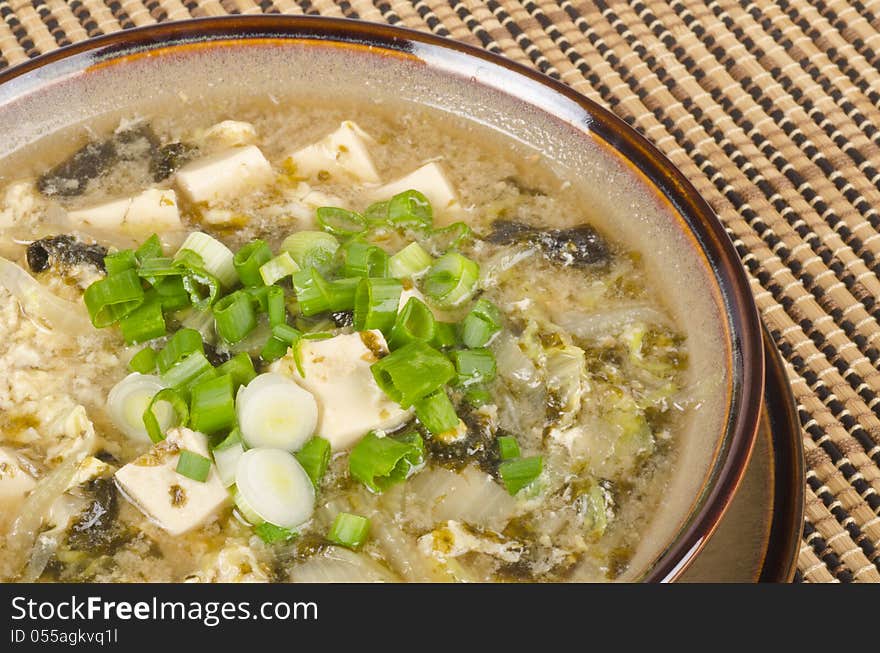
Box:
[3,0,880,584]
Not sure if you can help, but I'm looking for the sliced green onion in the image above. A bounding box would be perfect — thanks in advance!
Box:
[354,277,402,333]
[233,239,273,287]
[266,285,286,327]
[281,231,339,275]
[260,252,300,286]
[432,321,458,349]
[108,373,170,442]
[451,348,497,386]
[460,299,502,348]
[388,190,432,227]
[349,430,425,493]
[214,290,257,344]
[176,232,238,288]
[104,249,137,275]
[316,206,367,236]
[370,341,455,408]
[177,306,216,345]
[176,450,212,482]
[160,351,215,392]
[254,522,298,544]
[216,352,257,391]
[135,234,164,263]
[497,436,521,461]
[190,374,235,434]
[463,385,492,408]
[212,428,244,487]
[429,221,474,252]
[414,389,460,435]
[128,347,157,374]
[174,250,221,311]
[157,328,204,374]
[137,257,181,285]
[293,269,358,316]
[143,387,188,443]
[260,323,302,363]
[498,456,543,495]
[119,295,166,345]
[389,242,432,278]
[388,297,436,350]
[235,448,315,528]
[423,252,480,308]
[83,268,145,328]
[364,200,390,224]
[236,373,317,452]
[153,276,191,311]
[327,512,370,549]
[294,436,331,488]
[342,241,389,278]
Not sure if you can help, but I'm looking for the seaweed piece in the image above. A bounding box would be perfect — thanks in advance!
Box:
[204,341,233,367]
[26,235,108,273]
[486,219,611,268]
[37,124,160,197]
[330,310,354,328]
[422,406,502,475]
[150,142,196,181]
[65,478,124,553]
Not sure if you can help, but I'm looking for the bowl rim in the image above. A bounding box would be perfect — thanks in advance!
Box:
[0,15,765,582]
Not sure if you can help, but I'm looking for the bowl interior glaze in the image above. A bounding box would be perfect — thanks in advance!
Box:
[0,16,764,581]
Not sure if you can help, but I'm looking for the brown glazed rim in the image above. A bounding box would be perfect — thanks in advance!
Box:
[0,16,765,582]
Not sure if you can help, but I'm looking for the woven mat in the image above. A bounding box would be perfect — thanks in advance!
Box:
[2,0,880,584]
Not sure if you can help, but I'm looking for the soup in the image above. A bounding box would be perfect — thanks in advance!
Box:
[0,100,701,583]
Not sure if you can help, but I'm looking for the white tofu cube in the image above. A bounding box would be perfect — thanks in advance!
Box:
[288,121,381,184]
[175,146,274,205]
[67,188,182,233]
[372,162,462,223]
[202,120,258,148]
[271,331,412,450]
[115,427,228,536]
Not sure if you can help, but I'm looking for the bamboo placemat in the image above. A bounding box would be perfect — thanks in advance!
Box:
[2,0,880,584]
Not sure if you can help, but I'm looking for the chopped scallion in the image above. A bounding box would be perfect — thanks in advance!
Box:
[160,351,215,393]
[354,277,402,333]
[389,242,432,279]
[253,522,298,544]
[83,268,145,328]
[135,234,164,263]
[216,352,257,391]
[450,348,497,386]
[259,252,300,286]
[388,190,432,227]
[175,232,238,288]
[460,299,502,348]
[189,374,235,434]
[414,389,460,435]
[233,239,273,287]
[176,450,212,482]
[294,436,331,488]
[388,297,436,350]
[143,387,188,443]
[496,436,520,460]
[327,512,370,549]
[349,431,425,492]
[157,328,204,374]
[128,346,157,374]
[281,231,340,275]
[498,456,543,495]
[370,341,455,408]
[316,206,367,236]
[260,323,302,362]
[432,321,458,349]
[104,249,137,275]
[119,295,166,345]
[342,240,389,278]
[423,252,480,308]
[214,290,257,344]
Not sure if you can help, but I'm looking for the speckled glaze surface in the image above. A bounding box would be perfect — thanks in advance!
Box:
[0,16,770,582]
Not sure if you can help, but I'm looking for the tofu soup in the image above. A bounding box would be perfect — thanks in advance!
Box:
[0,100,706,582]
